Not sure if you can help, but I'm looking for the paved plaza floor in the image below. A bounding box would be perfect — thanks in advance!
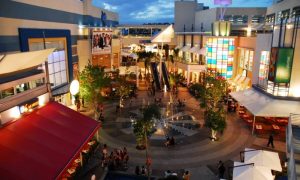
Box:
[79,87,287,179]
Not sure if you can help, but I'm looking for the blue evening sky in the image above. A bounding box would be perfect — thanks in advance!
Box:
[92,0,273,24]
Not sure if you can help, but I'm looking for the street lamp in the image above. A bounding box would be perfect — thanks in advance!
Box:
[70,80,80,105]
[70,80,80,96]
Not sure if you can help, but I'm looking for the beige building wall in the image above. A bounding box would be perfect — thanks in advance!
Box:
[77,40,90,72]
[289,32,300,97]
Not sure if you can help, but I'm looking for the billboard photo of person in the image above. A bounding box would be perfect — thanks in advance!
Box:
[92,30,112,54]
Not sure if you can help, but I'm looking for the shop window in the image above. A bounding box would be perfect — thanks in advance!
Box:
[16,82,30,94]
[258,51,270,87]
[238,48,254,72]
[292,6,300,18]
[0,87,14,99]
[266,14,275,23]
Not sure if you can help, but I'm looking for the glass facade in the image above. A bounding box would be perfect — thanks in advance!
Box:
[29,39,68,88]
[206,37,234,79]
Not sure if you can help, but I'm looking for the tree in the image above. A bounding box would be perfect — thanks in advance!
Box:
[133,104,160,180]
[79,63,110,119]
[172,48,180,73]
[163,44,170,69]
[205,109,226,141]
[169,73,184,91]
[133,104,160,148]
[115,73,131,108]
[137,51,156,78]
[202,73,228,140]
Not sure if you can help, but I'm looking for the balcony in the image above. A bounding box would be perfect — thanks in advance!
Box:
[0,85,48,112]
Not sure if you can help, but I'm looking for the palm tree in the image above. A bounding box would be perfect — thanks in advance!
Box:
[172,48,180,73]
[133,104,160,179]
[169,73,184,91]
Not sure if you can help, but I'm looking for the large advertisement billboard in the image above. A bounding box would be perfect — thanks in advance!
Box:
[92,30,112,54]
[268,47,278,82]
[275,48,294,83]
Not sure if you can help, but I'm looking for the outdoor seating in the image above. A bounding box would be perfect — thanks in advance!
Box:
[255,124,263,134]
[272,124,280,130]
[276,118,288,126]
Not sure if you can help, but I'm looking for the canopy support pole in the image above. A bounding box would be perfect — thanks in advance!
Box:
[252,116,256,135]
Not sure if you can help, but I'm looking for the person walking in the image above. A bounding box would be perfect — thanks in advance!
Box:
[218,161,225,179]
[135,166,140,175]
[267,134,275,148]
[183,170,191,180]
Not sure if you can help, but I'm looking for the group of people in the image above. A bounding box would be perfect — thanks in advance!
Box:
[135,165,148,176]
[165,136,175,147]
[164,170,190,180]
[101,144,129,171]
[97,104,104,121]
[92,33,112,50]
[177,98,186,108]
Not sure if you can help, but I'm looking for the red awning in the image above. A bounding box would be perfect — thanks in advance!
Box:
[0,102,100,180]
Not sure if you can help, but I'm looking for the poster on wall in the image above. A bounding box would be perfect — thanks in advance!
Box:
[268,47,278,82]
[275,48,294,83]
[92,30,112,54]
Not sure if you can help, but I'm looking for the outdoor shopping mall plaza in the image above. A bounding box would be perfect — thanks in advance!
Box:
[77,88,287,180]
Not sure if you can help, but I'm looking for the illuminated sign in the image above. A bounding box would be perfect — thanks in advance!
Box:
[268,47,294,83]
[275,48,294,83]
[206,37,234,79]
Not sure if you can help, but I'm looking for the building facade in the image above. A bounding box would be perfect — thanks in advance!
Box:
[0,0,119,105]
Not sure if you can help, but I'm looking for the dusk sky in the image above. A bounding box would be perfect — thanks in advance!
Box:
[92,0,273,24]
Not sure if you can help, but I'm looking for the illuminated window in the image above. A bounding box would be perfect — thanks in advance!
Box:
[238,48,254,72]
[206,37,235,79]
[258,51,270,87]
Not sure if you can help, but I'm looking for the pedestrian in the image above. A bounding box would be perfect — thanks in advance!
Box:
[183,170,191,180]
[218,161,225,179]
[102,144,108,157]
[82,97,85,108]
[135,165,140,175]
[267,134,274,148]
[141,165,147,175]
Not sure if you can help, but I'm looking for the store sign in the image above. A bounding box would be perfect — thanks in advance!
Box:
[92,30,112,55]
[275,48,294,83]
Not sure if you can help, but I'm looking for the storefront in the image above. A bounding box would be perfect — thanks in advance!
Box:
[0,102,100,179]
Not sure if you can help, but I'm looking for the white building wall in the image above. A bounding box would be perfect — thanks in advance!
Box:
[195,9,217,32]
[252,33,272,85]
[174,0,198,32]
[267,0,300,15]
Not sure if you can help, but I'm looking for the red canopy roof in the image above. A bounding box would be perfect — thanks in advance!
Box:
[0,102,100,180]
